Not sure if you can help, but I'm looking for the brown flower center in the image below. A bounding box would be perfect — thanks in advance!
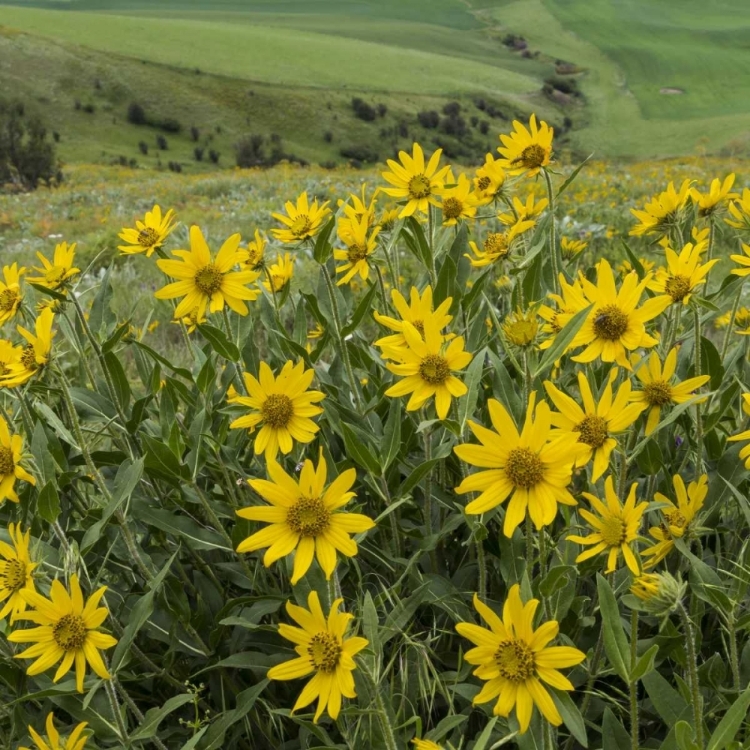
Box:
[513,144,547,170]
[194,264,223,296]
[599,516,627,547]
[307,631,342,673]
[476,176,491,192]
[0,446,14,475]
[419,354,450,384]
[346,243,369,264]
[2,559,27,591]
[261,394,294,429]
[575,415,609,449]
[664,274,692,302]
[664,509,687,531]
[291,214,313,238]
[0,289,20,313]
[593,305,629,341]
[287,496,330,537]
[442,197,463,220]
[484,232,509,260]
[137,227,160,249]
[408,174,432,200]
[643,380,673,406]
[21,344,38,370]
[53,613,88,651]
[245,249,264,269]
[495,639,535,681]
[505,447,544,489]
[412,319,425,336]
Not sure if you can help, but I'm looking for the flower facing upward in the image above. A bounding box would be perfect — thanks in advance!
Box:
[263,252,294,293]
[237,453,374,583]
[20,713,90,750]
[26,243,80,291]
[465,219,534,267]
[502,308,539,348]
[9,574,117,693]
[118,204,176,256]
[267,591,368,723]
[0,308,55,389]
[560,237,587,261]
[374,285,453,355]
[725,187,750,231]
[440,172,478,226]
[630,180,693,237]
[568,476,647,575]
[570,259,670,369]
[497,114,554,177]
[629,348,709,435]
[690,174,736,218]
[337,184,377,242]
[648,242,718,304]
[473,153,507,205]
[240,229,267,270]
[455,395,585,537]
[0,523,36,621]
[455,584,585,733]
[544,370,645,481]
[642,474,707,567]
[155,226,260,319]
[379,318,472,420]
[228,360,325,459]
[272,192,331,243]
[498,193,549,226]
[381,143,450,218]
[334,213,380,286]
[0,263,24,325]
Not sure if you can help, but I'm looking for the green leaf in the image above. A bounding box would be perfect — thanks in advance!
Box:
[602,707,631,750]
[458,348,485,431]
[178,727,208,749]
[313,216,336,263]
[642,670,689,728]
[434,254,456,306]
[539,565,575,597]
[341,281,379,337]
[398,458,440,499]
[130,693,194,741]
[630,395,707,461]
[556,153,593,197]
[675,721,699,750]
[471,717,498,750]
[596,573,630,682]
[553,689,587,747]
[142,434,185,481]
[37,481,61,524]
[104,350,131,410]
[133,500,231,551]
[198,324,240,361]
[403,217,433,270]
[33,401,79,449]
[200,681,269,749]
[533,304,592,377]
[706,687,750,750]
[380,400,402,472]
[382,584,429,645]
[630,643,659,683]
[341,423,381,476]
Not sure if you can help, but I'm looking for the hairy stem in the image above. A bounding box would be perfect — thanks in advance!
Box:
[630,610,639,750]
[677,601,704,748]
[543,168,559,295]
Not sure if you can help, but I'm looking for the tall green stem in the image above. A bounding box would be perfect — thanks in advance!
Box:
[563,629,604,750]
[693,307,704,470]
[543,168,559,295]
[677,601,704,748]
[630,610,639,750]
[360,662,399,750]
[105,678,129,743]
[721,285,743,361]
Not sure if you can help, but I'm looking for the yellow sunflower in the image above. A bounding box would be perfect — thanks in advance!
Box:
[567,476,647,575]
[729,404,750,468]
[455,584,585,733]
[118,204,176,256]
[337,184,377,242]
[729,241,750,278]
[642,473,707,568]
[498,193,549,226]
[725,187,750,231]
[272,192,332,244]
[560,237,587,261]
[155,226,260,319]
[174,306,208,334]
[228,360,325,459]
[26,243,80,292]
[570,259,670,369]
[544,370,645,481]
[690,174,736,218]
[20,713,90,750]
[263,252,294,293]
[0,308,55,389]
[629,180,693,237]
[373,285,453,355]
[502,308,539,348]
[454,394,585,537]
[9,574,117,693]
[473,153,507,205]
[0,263,25,325]
[617,258,656,278]
[465,219,535,267]
[537,274,589,350]
[0,523,36,621]
[378,318,472,420]
[267,591,368,723]
[380,143,450,218]
[629,348,709,435]
[334,213,380,286]
[630,573,661,601]
[412,739,442,750]
[648,241,718,304]
[237,452,374,583]
[0,339,22,382]
[440,172,478,226]
[497,114,554,177]
[240,229,267,270]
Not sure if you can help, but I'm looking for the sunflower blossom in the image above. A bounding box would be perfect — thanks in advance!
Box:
[380,143,450,218]
[629,180,693,237]
[648,241,718,304]
[272,192,331,244]
[20,712,90,750]
[642,473,707,568]
[465,219,534,267]
[497,114,553,177]
[629,347,708,434]
[729,241,750,278]
[568,476,647,575]
[502,308,539,348]
[630,573,662,601]
[473,153,507,205]
[498,193,549,226]
[228,360,325,459]
[455,394,585,537]
[118,204,176,256]
[240,229,267,270]
[267,591,368,723]
[26,243,80,292]
[725,187,750,231]
[690,174,736,218]
[0,522,36,621]
[337,185,377,241]
[263,252,294,293]
[334,213,380,286]
[9,574,117,693]
[0,339,23,383]
[537,274,589,350]
[455,584,585,733]
[560,237,587,261]
[0,263,25,325]
[237,452,374,583]
[0,308,55,389]
[570,259,670,369]
[544,370,645,481]
[440,172,478,226]
[378,318,472,420]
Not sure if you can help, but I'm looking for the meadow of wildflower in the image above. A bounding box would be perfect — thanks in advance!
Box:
[1,105,750,750]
